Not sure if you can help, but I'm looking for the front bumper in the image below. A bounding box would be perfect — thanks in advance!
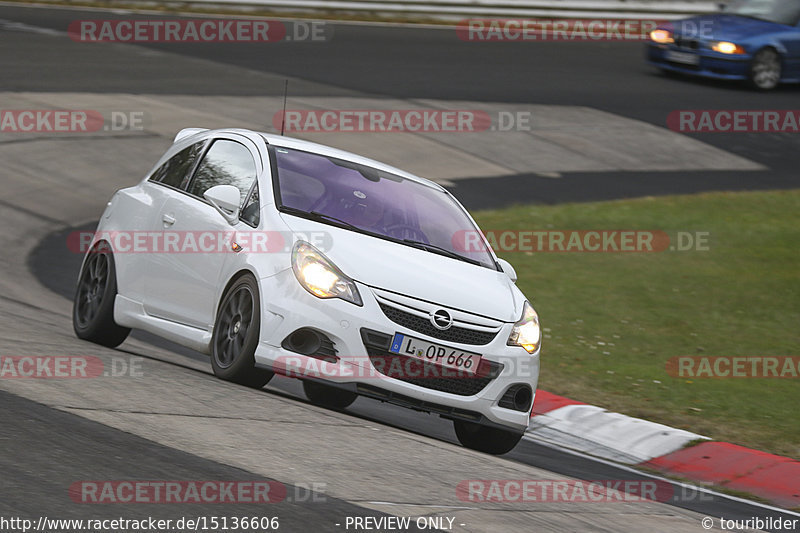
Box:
[253,269,539,434]
[647,43,751,81]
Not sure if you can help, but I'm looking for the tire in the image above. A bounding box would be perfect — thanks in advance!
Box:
[211,274,273,389]
[453,420,523,455]
[73,242,131,348]
[303,380,357,410]
[749,48,781,91]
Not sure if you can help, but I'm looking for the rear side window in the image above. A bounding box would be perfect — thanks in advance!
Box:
[187,139,258,205]
[149,141,205,188]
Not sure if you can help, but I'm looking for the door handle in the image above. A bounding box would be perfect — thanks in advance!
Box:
[162,214,176,226]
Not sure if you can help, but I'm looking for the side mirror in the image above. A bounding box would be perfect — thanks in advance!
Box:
[497,258,517,283]
[204,185,241,225]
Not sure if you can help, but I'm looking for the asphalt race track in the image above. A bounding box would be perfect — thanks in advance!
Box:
[1,3,799,210]
[1,4,799,532]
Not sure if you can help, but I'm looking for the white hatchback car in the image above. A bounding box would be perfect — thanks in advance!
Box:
[73,127,541,454]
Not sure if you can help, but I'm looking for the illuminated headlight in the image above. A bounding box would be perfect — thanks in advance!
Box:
[507,301,541,354]
[292,241,362,306]
[650,29,674,44]
[711,41,745,54]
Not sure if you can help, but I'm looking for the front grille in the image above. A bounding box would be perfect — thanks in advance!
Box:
[666,60,701,71]
[674,36,700,50]
[360,329,501,396]
[356,384,483,421]
[378,303,498,346]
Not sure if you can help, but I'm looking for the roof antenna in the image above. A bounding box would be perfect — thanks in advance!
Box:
[280,79,288,136]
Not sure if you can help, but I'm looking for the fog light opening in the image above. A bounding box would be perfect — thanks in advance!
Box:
[284,328,322,356]
[513,386,533,412]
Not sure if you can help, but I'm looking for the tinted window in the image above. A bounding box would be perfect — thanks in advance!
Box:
[187,140,257,205]
[149,141,204,188]
[240,186,260,227]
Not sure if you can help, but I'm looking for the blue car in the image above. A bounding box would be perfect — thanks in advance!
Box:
[647,0,800,89]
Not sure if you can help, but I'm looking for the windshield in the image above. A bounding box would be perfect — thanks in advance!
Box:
[271,146,497,269]
[726,0,800,25]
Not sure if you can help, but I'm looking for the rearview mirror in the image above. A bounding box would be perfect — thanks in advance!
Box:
[204,184,241,225]
[497,258,517,283]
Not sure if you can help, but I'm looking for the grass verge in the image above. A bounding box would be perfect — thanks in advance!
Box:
[472,189,800,459]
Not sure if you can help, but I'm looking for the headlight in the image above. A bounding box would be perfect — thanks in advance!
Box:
[507,301,541,354]
[292,241,363,306]
[650,29,674,44]
[711,41,745,54]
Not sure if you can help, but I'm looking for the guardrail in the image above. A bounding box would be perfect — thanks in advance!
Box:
[174,0,721,20]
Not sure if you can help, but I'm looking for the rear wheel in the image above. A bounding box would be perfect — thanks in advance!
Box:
[211,275,273,389]
[453,420,523,455]
[303,380,357,410]
[749,48,781,90]
[73,243,130,348]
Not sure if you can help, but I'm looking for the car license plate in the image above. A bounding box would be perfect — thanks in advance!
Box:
[389,333,481,375]
[665,50,699,65]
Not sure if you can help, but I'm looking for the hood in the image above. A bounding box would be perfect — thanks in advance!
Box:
[280,214,523,322]
[666,14,786,41]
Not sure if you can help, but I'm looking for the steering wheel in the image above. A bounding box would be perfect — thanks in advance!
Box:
[385,224,428,243]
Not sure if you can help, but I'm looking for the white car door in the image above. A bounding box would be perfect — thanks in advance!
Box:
[143,134,263,329]
[114,139,207,304]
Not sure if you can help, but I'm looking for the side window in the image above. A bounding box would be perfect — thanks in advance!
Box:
[187,139,257,205]
[240,186,260,227]
[149,141,204,189]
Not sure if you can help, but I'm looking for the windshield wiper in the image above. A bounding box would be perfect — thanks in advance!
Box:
[402,239,483,266]
[281,206,362,232]
[309,210,362,231]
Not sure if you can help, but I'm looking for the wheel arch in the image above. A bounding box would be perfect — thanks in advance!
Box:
[214,268,261,321]
[754,41,787,57]
[76,239,113,285]
[750,44,785,67]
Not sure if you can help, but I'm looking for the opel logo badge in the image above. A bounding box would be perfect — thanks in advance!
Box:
[430,309,453,330]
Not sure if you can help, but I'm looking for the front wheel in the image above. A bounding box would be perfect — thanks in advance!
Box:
[303,380,357,410]
[453,420,523,455]
[73,243,130,348]
[749,48,781,90]
[211,275,273,389]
